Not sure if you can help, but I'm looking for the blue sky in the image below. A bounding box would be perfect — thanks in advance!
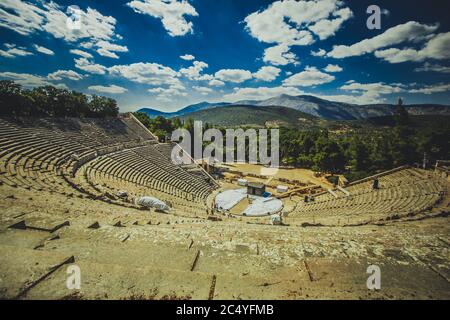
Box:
[0,0,449,112]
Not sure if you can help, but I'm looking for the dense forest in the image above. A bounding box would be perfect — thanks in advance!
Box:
[134,111,450,181]
[0,81,118,118]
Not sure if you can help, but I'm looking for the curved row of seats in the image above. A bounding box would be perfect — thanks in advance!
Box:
[76,165,208,215]
[291,168,447,224]
[154,143,219,187]
[0,117,216,213]
[77,144,215,207]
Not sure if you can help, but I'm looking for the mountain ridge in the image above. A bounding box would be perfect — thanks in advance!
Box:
[175,104,321,128]
[137,94,450,120]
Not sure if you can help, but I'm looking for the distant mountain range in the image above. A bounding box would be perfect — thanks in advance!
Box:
[176,105,321,128]
[137,94,450,121]
[138,101,229,118]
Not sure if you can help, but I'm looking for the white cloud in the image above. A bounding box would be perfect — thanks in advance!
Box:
[263,44,298,66]
[70,49,93,59]
[409,83,450,94]
[148,85,187,101]
[80,42,94,49]
[223,86,304,102]
[313,84,408,105]
[252,66,281,81]
[215,69,253,83]
[147,87,165,93]
[336,81,406,103]
[0,0,46,36]
[244,0,352,65]
[314,93,380,105]
[0,1,126,57]
[109,62,180,86]
[324,64,342,73]
[311,48,326,57]
[0,43,33,58]
[374,32,450,63]
[74,57,107,75]
[42,3,120,44]
[244,0,350,45]
[33,44,54,55]
[47,70,84,81]
[327,21,438,58]
[95,40,128,59]
[196,74,214,81]
[180,54,195,60]
[414,62,450,73]
[179,61,208,80]
[340,82,404,94]
[308,7,353,40]
[192,85,213,95]
[209,79,225,87]
[0,71,62,88]
[127,0,198,36]
[88,84,128,94]
[283,66,335,87]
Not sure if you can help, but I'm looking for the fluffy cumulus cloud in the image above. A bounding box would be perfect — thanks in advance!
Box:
[127,0,198,36]
[283,66,335,87]
[179,61,209,80]
[95,40,129,59]
[47,69,84,81]
[323,64,342,73]
[0,43,33,58]
[245,0,351,45]
[311,48,326,57]
[42,3,121,45]
[109,62,181,87]
[148,84,187,102]
[335,81,406,104]
[195,74,214,81]
[74,57,107,75]
[0,0,127,58]
[180,54,195,61]
[244,0,352,65]
[252,66,281,81]
[70,49,93,59]
[414,62,450,73]
[374,32,450,63]
[313,93,378,105]
[88,84,128,94]
[223,86,305,102]
[215,69,253,83]
[192,85,213,95]
[263,44,298,66]
[340,82,404,95]
[409,83,450,94]
[33,44,54,55]
[308,7,352,40]
[327,21,438,58]
[310,83,409,105]
[208,79,225,87]
[0,71,66,88]
[0,0,46,36]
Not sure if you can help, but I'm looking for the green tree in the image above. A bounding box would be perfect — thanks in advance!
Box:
[391,125,417,166]
[0,81,32,116]
[88,95,119,117]
[313,135,345,173]
[371,135,393,170]
[349,137,371,171]
[0,80,118,118]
